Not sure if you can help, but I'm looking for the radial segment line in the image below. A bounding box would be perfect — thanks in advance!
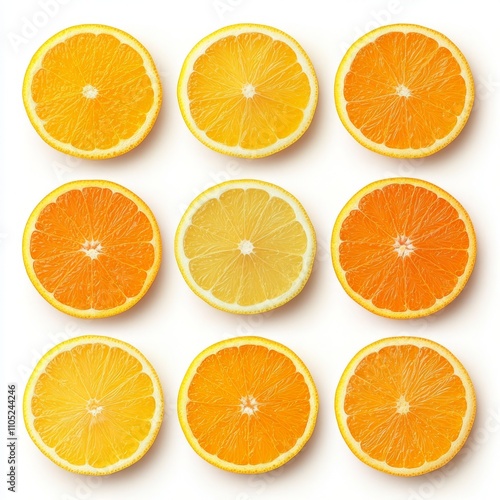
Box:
[251,251,295,283]
[405,256,441,303]
[355,206,395,240]
[101,372,144,403]
[252,219,298,244]
[31,250,81,262]
[207,252,242,295]
[367,257,398,301]
[95,206,141,245]
[51,256,88,299]
[188,223,237,247]
[212,199,243,243]
[53,202,89,243]
[90,259,128,307]
[253,60,299,89]
[372,40,400,86]
[103,252,151,273]
[413,249,461,276]
[205,96,246,135]
[93,97,123,144]
[247,196,272,242]
[348,70,397,90]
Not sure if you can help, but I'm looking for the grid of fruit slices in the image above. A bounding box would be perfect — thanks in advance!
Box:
[19,21,478,479]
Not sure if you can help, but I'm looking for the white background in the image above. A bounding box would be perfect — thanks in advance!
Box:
[1,1,499,499]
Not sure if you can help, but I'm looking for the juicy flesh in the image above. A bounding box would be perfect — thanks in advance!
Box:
[344,345,467,469]
[186,345,311,465]
[344,31,466,149]
[339,183,470,312]
[31,344,156,468]
[31,33,154,150]
[184,188,307,306]
[187,32,311,150]
[30,187,155,310]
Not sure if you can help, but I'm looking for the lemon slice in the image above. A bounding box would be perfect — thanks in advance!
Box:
[175,179,316,314]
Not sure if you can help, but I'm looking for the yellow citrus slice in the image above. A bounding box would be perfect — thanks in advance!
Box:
[178,336,318,473]
[23,24,162,159]
[23,180,161,318]
[335,24,474,157]
[331,178,476,319]
[24,335,164,475]
[177,23,318,158]
[175,179,316,314]
[335,336,476,476]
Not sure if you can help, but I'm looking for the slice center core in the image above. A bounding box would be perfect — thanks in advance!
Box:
[396,84,411,98]
[396,395,410,414]
[82,240,102,259]
[87,398,103,417]
[240,395,258,416]
[242,83,256,98]
[83,84,99,99]
[238,240,254,255]
[393,235,415,257]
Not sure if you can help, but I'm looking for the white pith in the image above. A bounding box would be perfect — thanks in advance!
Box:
[82,84,98,99]
[393,235,415,257]
[240,395,259,416]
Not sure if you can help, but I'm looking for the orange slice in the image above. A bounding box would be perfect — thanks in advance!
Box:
[331,178,476,319]
[23,24,162,159]
[175,179,316,314]
[22,180,161,318]
[24,335,163,475]
[177,336,318,473]
[335,24,474,157]
[177,23,318,158]
[335,336,476,476]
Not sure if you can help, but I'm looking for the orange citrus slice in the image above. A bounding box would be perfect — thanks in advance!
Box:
[335,24,474,157]
[331,178,476,319]
[178,336,318,473]
[24,335,164,475]
[177,23,318,158]
[23,180,161,318]
[175,179,316,314]
[335,336,476,476]
[23,24,162,159]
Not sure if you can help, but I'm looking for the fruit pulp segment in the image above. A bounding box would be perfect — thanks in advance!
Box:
[184,188,307,305]
[186,345,311,465]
